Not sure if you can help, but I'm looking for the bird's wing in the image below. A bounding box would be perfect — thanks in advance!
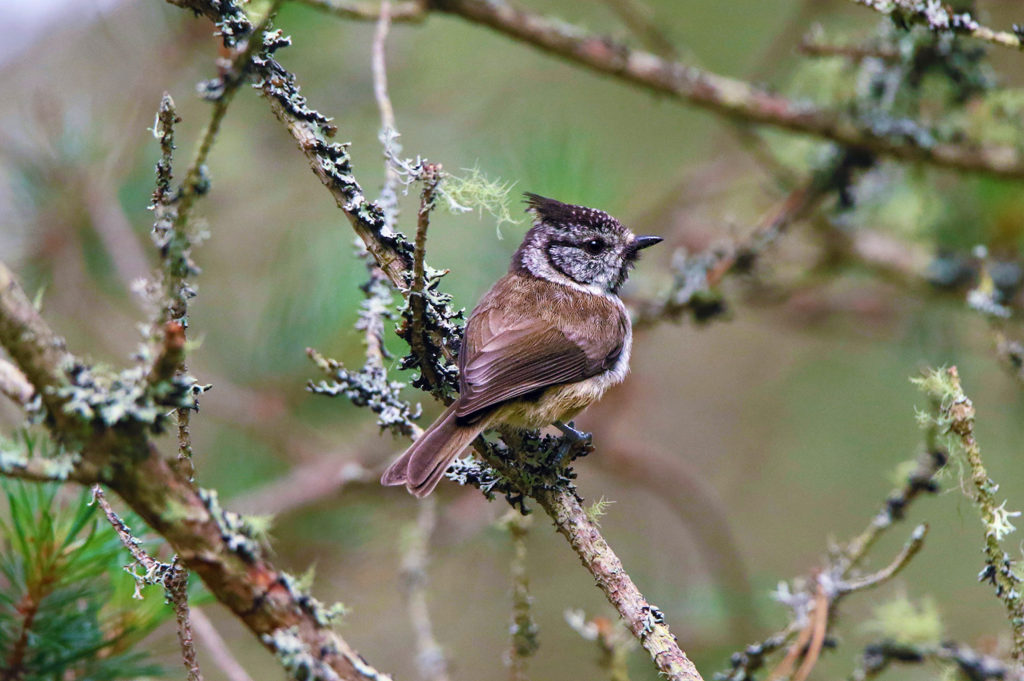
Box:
[454,277,625,422]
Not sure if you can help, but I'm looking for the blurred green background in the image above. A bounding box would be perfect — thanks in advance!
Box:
[1,0,1024,679]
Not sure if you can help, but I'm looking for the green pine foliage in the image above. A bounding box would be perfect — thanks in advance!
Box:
[0,461,171,680]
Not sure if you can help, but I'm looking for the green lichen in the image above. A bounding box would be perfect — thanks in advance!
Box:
[53,362,208,435]
[276,570,348,628]
[198,488,264,562]
[440,166,520,237]
[864,595,943,646]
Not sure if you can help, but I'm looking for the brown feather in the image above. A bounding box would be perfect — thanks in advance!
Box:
[380,404,489,497]
[382,273,629,496]
[455,274,626,423]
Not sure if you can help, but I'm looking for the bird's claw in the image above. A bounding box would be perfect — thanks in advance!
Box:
[552,421,592,467]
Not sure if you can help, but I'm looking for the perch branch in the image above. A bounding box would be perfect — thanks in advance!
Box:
[167,2,698,678]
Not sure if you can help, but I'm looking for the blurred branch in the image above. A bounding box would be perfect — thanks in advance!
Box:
[565,609,636,681]
[0,359,34,409]
[632,149,873,328]
[0,264,74,419]
[400,497,451,681]
[851,640,1024,681]
[921,367,1024,661]
[798,33,899,61]
[294,0,427,22]
[372,0,401,228]
[719,413,945,681]
[233,456,374,515]
[421,0,1024,178]
[501,511,538,681]
[191,609,257,681]
[847,0,1024,51]
[600,0,678,59]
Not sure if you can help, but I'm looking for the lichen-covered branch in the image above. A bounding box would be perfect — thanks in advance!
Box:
[0,265,389,681]
[93,486,204,681]
[0,264,74,419]
[847,0,1024,51]
[917,367,1024,661]
[533,483,700,680]
[424,0,1024,178]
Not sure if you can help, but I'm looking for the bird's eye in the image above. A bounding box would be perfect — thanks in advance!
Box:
[582,238,606,255]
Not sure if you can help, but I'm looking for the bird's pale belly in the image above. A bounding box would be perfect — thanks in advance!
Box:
[487,318,632,430]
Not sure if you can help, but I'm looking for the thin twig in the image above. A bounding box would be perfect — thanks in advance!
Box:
[400,497,451,681]
[0,359,34,408]
[632,151,868,328]
[798,35,899,62]
[93,486,204,681]
[847,0,1024,51]
[600,0,678,59]
[191,608,257,681]
[372,0,402,228]
[851,640,1024,681]
[294,0,427,22]
[407,165,446,395]
[838,524,928,594]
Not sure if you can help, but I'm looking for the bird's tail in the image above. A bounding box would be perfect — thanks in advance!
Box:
[381,403,487,497]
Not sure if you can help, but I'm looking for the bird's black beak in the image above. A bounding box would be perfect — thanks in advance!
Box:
[633,235,663,250]
[626,235,663,259]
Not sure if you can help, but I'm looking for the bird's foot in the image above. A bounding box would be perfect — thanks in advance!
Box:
[552,421,592,467]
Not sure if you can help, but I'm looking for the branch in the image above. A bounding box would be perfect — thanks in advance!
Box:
[0,359,35,408]
[0,266,390,681]
[294,0,427,22]
[632,149,873,328]
[165,3,700,678]
[0,264,73,418]
[501,511,538,681]
[852,640,1024,681]
[400,497,451,681]
[191,608,256,681]
[847,0,1024,51]
[923,367,1024,661]
[93,486,204,681]
[719,417,945,681]
[424,0,1024,178]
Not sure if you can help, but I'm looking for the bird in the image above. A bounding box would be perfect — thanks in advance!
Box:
[381,193,662,497]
